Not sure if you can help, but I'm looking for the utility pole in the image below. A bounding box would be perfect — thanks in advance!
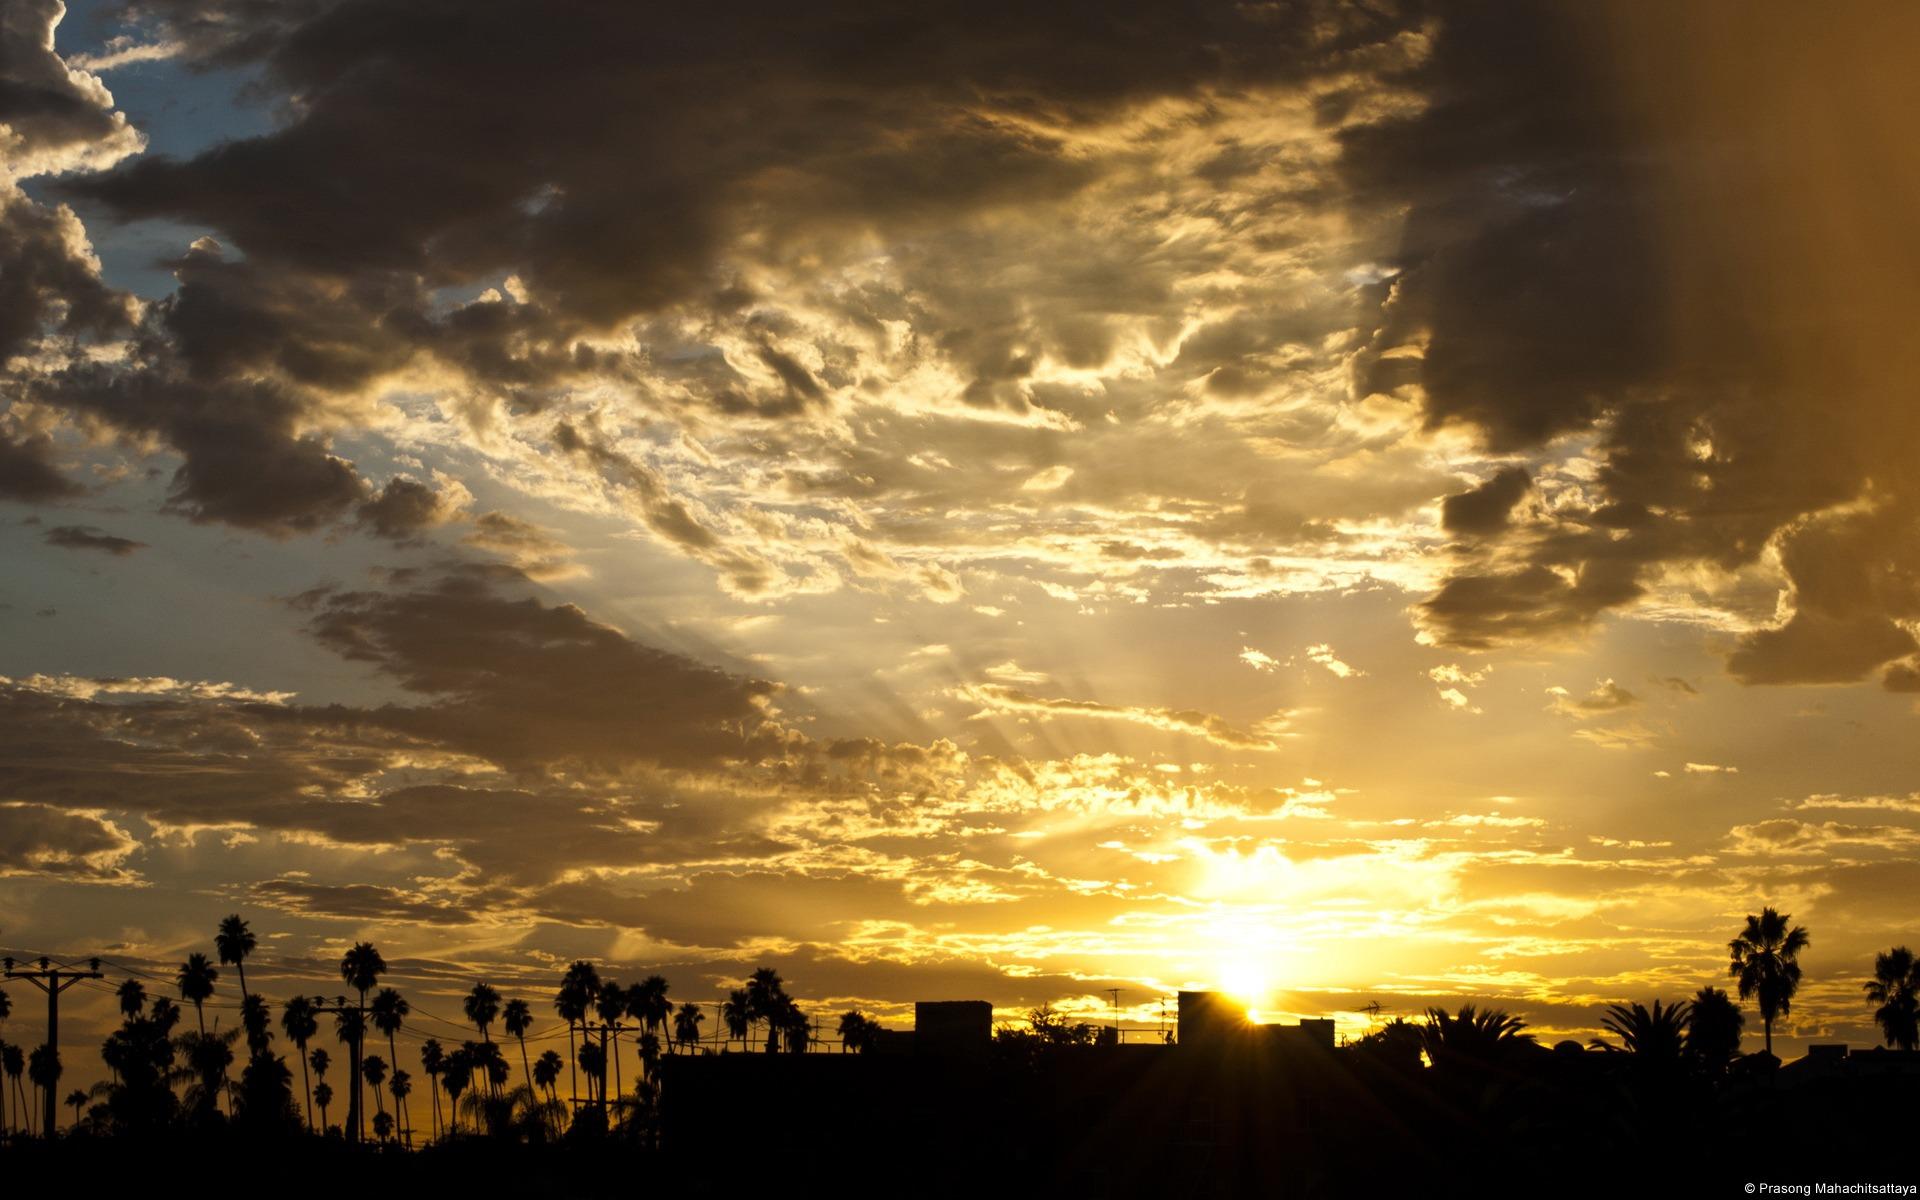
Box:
[3,955,102,1138]
[310,995,366,1144]
[1107,987,1122,1044]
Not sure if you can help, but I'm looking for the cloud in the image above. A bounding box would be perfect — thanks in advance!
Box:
[354,476,454,541]
[1545,679,1639,718]
[1305,643,1363,679]
[297,568,781,771]
[42,523,144,555]
[0,801,137,878]
[958,683,1289,751]
[1441,466,1531,536]
[0,429,81,500]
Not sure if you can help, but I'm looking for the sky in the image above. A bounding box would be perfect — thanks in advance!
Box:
[3,0,1919,1078]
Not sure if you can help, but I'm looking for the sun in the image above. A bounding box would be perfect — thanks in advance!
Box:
[1216,956,1276,1019]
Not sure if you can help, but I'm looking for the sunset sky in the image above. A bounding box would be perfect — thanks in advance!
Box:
[4,0,1919,1073]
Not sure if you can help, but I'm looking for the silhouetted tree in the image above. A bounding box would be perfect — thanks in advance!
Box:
[1863,945,1920,1051]
[65,1087,86,1129]
[420,1038,444,1140]
[115,978,145,1021]
[722,988,750,1053]
[388,1069,411,1145]
[234,1048,300,1134]
[632,975,671,1049]
[370,986,410,1139]
[215,914,256,1000]
[373,1109,393,1143]
[464,981,502,1097]
[334,1006,368,1141]
[596,978,627,1097]
[674,1002,705,1054]
[1729,907,1809,1056]
[313,1080,332,1132]
[1592,999,1691,1068]
[3,1042,25,1135]
[363,1054,388,1121]
[282,994,319,1131]
[746,968,789,1053]
[442,1044,474,1134]
[177,952,218,1035]
[1686,986,1744,1072]
[555,961,599,1106]
[838,1010,876,1053]
[339,941,387,1141]
[577,1039,607,1107]
[533,1049,562,1104]
[240,993,273,1057]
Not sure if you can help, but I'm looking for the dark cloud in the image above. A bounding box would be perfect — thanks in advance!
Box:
[0,801,136,878]
[354,476,451,541]
[0,429,81,500]
[1440,466,1531,536]
[43,523,145,554]
[1351,3,1920,681]
[298,569,781,771]
[0,189,135,363]
[0,0,143,174]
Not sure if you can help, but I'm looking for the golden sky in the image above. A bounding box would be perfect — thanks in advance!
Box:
[2,1,1917,1072]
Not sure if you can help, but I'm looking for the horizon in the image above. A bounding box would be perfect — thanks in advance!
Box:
[4,0,1920,1126]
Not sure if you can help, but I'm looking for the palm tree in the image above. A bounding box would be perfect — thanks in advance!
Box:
[177,953,218,1035]
[1420,1004,1534,1071]
[313,1080,333,1132]
[362,1054,388,1118]
[441,1045,473,1134]
[339,942,387,1142]
[28,1043,61,1134]
[638,1030,662,1079]
[3,1042,26,1135]
[596,979,626,1099]
[372,1109,393,1143]
[1686,985,1745,1071]
[838,1010,876,1053]
[722,988,750,1053]
[674,1002,705,1054]
[632,975,671,1047]
[215,914,256,1000]
[555,961,600,1108]
[577,1040,606,1107]
[65,1087,87,1129]
[334,1005,368,1142]
[463,982,502,1095]
[746,968,788,1053]
[1729,907,1810,1056]
[533,1049,562,1103]
[1864,946,1920,1051]
[503,998,534,1089]
[240,993,273,1056]
[282,995,319,1131]
[420,1038,444,1141]
[388,1069,412,1146]
[1591,999,1691,1063]
[115,979,146,1021]
[370,986,410,1139]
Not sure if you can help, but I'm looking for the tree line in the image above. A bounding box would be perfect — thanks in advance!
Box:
[0,904,1914,1146]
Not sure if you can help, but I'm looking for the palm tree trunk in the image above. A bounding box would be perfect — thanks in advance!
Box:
[298,1045,312,1132]
[610,1027,622,1102]
[387,1032,407,1144]
[518,1035,532,1095]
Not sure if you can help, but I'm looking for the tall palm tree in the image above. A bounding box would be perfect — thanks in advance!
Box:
[632,975,671,1048]
[1863,945,1920,1051]
[674,1002,705,1054]
[362,1054,388,1118]
[339,941,387,1142]
[746,968,788,1053]
[65,1087,87,1129]
[533,1049,562,1103]
[215,914,256,1000]
[3,1042,25,1135]
[1729,907,1810,1056]
[441,1045,473,1134]
[177,953,219,1035]
[596,979,626,1100]
[313,1080,332,1132]
[28,1043,61,1134]
[576,1040,606,1107]
[463,981,502,1096]
[240,993,273,1056]
[722,989,750,1053]
[370,986,410,1138]
[1686,985,1745,1071]
[281,995,318,1132]
[388,1069,412,1146]
[334,1006,368,1142]
[115,978,146,1020]
[503,998,534,1088]
[420,1038,444,1141]
[554,961,599,1108]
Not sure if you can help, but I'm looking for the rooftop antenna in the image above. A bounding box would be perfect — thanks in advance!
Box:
[1106,987,1122,1043]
